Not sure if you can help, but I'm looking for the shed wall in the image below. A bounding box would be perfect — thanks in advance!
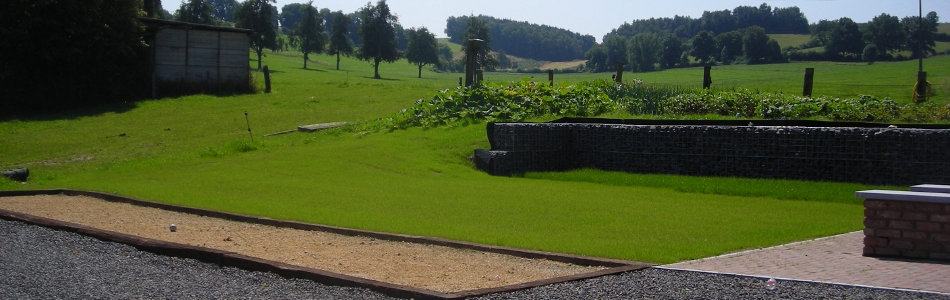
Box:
[154,28,249,84]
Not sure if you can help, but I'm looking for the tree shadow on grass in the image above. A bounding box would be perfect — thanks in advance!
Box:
[361,76,402,81]
[300,68,327,73]
[0,101,140,122]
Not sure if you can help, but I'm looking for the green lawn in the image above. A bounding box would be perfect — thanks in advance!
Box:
[769,34,811,49]
[0,48,922,263]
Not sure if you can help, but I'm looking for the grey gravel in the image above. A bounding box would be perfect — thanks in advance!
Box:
[3,218,948,299]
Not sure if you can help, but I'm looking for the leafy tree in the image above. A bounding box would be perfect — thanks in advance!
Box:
[926,12,939,28]
[208,0,237,22]
[405,27,441,78]
[175,0,215,25]
[437,43,454,69]
[496,50,511,69]
[603,35,629,70]
[445,15,596,62]
[700,10,737,34]
[235,0,278,71]
[811,19,836,46]
[864,13,906,55]
[2,0,149,115]
[279,3,306,32]
[357,0,401,79]
[627,33,661,72]
[902,15,937,59]
[766,39,784,62]
[715,30,743,62]
[296,1,325,69]
[690,30,716,64]
[660,34,684,69]
[824,18,865,58]
[742,26,770,63]
[327,11,354,70]
[770,6,809,34]
[862,44,878,64]
[461,16,498,70]
[584,45,608,72]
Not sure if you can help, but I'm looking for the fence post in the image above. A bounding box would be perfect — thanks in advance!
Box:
[548,70,554,86]
[476,70,484,84]
[803,68,815,97]
[263,65,271,94]
[916,71,928,103]
[465,39,483,87]
[703,66,712,89]
[615,63,624,83]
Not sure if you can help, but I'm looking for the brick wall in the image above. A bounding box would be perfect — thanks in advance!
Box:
[863,199,950,261]
[474,123,950,185]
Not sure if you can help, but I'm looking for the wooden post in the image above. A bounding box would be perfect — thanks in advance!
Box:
[263,65,271,94]
[703,66,712,89]
[476,70,484,84]
[916,71,928,103]
[459,77,463,87]
[548,70,554,86]
[465,39,483,87]
[615,63,624,83]
[803,68,815,97]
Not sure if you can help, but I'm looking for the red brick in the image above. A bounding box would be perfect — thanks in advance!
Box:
[889,239,915,250]
[877,210,902,219]
[889,202,917,211]
[933,233,950,243]
[931,214,950,223]
[902,231,927,240]
[863,246,875,255]
[917,203,943,213]
[865,200,887,209]
[864,218,887,229]
[875,247,901,256]
[877,229,901,238]
[903,212,928,221]
[945,224,950,233]
[864,236,889,247]
[864,210,877,218]
[890,220,914,230]
[917,222,942,232]
[916,242,944,252]
[946,205,950,213]
[902,250,929,258]
[863,228,876,236]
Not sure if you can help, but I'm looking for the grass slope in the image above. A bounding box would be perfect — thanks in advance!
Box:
[0,48,915,263]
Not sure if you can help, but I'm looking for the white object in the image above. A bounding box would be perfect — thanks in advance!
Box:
[766,278,776,290]
[169,224,177,232]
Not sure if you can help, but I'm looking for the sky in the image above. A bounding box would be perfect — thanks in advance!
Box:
[259,0,948,42]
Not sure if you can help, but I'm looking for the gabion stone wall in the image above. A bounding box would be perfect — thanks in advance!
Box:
[473,123,950,185]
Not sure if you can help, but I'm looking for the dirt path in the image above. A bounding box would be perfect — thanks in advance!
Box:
[0,195,603,293]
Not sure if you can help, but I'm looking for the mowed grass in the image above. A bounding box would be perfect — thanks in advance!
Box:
[769,34,812,49]
[0,48,925,263]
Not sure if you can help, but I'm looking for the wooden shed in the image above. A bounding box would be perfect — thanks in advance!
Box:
[141,18,252,97]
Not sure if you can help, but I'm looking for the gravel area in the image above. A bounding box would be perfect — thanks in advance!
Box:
[4,218,948,299]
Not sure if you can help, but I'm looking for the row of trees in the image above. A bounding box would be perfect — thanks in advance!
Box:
[805,12,940,62]
[586,26,785,72]
[608,3,809,40]
[445,15,596,62]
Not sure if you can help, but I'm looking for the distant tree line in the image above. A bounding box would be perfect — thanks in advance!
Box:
[607,3,809,40]
[792,12,941,63]
[445,15,597,62]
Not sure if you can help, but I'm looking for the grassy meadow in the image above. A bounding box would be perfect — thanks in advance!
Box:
[1,47,938,264]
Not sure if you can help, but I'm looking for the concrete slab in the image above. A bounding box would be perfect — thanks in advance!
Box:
[662,231,950,294]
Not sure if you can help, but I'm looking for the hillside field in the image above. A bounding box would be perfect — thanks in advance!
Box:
[1,48,937,264]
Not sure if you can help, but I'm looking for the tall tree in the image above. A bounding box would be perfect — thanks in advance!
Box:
[296,1,325,69]
[584,45,608,72]
[627,33,661,72]
[690,30,716,64]
[208,0,237,22]
[603,35,629,70]
[357,0,400,79]
[742,26,770,63]
[279,3,306,32]
[405,27,441,78]
[824,18,865,58]
[864,13,906,55]
[175,0,215,25]
[328,11,354,70]
[902,15,937,59]
[461,16,498,70]
[660,34,684,69]
[235,0,278,71]
[715,30,743,62]
[2,0,148,114]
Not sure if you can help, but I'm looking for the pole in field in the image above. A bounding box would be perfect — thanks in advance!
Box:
[244,111,253,141]
[803,68,815,97]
